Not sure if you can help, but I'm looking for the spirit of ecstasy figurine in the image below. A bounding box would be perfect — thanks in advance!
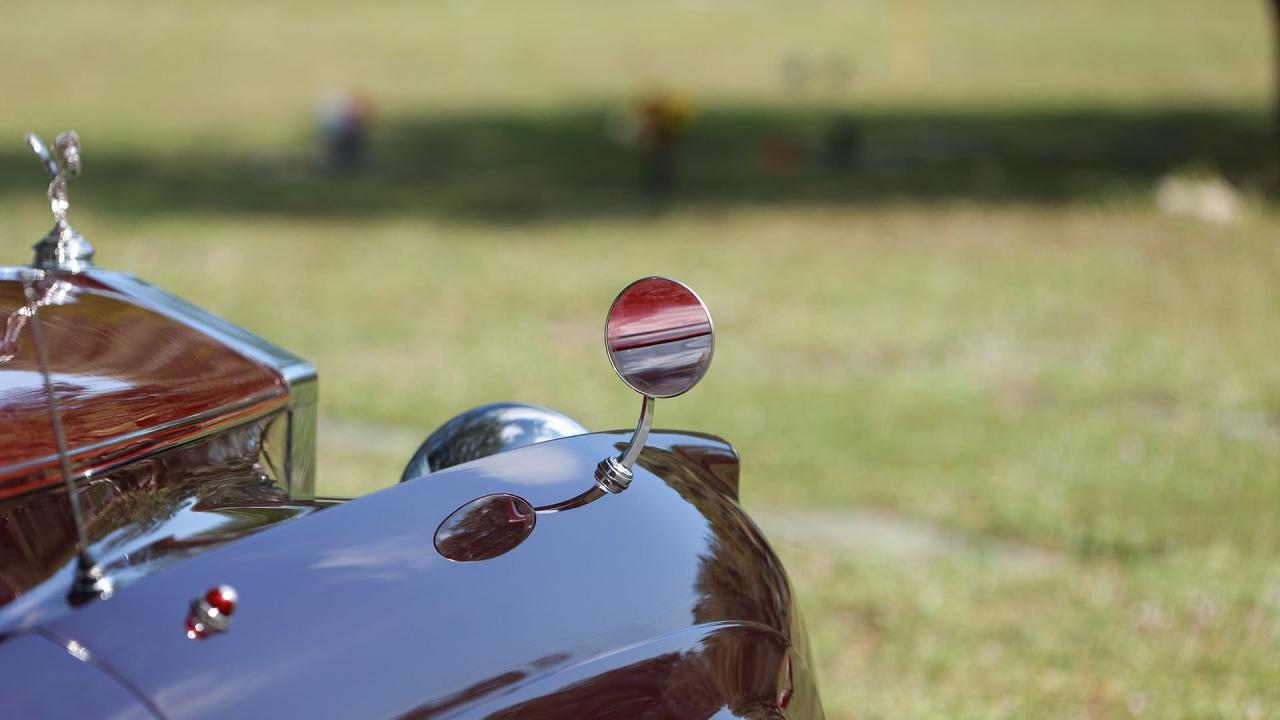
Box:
[26,130,94,272]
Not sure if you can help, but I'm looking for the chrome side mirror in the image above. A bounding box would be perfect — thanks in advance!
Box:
[595,277,714,493]
[431,277,715,563]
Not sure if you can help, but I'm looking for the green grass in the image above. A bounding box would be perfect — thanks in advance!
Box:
[2,0,1279,716]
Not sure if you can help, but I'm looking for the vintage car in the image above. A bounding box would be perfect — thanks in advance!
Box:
[0,132,824,719]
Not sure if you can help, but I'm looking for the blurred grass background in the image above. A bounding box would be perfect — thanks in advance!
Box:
[3,1,1279,717]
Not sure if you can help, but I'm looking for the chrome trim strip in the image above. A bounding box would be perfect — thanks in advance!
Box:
[85,270,313,381]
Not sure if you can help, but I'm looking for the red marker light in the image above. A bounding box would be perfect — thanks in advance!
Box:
[205,586,237,616]
[186,584,237,640]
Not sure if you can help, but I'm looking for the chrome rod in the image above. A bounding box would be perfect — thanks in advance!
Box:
[22,275,112,603]
[534,486,606,514]
[23,281,86,549]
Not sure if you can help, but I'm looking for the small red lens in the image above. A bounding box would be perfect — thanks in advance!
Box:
[205,587,236,615]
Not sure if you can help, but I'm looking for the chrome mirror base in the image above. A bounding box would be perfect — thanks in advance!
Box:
[594,456,634,494]
[594,394,654,494]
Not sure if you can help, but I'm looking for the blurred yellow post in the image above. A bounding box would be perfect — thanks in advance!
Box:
[891,0,929,86]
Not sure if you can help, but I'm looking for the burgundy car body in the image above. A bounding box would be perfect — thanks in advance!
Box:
[0,269,823,718]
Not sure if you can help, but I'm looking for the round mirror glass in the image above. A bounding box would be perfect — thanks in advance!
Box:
[605,277,714,398]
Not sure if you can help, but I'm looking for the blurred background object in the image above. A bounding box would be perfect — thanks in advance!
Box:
[317,90,376,175]
[2,1,1278,717]
[621,90,696,200]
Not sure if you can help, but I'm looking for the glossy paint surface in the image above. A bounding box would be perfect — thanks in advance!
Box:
[45,431,821,718]
[409,623,790,719]
[0,632,153,720]
[606,277,714,398]
[0,276,286,499]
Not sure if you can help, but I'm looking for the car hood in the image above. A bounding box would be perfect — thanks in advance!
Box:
[37,430,802,718]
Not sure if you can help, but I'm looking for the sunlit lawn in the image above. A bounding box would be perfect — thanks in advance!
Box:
[6,203,1267,718]
[3,0,1279,716]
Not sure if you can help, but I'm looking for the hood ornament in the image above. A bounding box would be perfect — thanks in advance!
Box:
[26,131,94,273]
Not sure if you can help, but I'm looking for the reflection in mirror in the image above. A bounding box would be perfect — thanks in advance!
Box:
[606,277,713,399]
[434,494,536,563]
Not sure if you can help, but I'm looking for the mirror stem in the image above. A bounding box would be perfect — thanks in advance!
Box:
[594,395,654,494]
[618,394,654,469]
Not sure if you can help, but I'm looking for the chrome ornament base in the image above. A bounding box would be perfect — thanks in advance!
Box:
[33,222,94,273]
[593,456,634,494]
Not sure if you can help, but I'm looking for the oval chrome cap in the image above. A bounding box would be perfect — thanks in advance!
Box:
[604,276,714,399]
[435,494,537,562]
